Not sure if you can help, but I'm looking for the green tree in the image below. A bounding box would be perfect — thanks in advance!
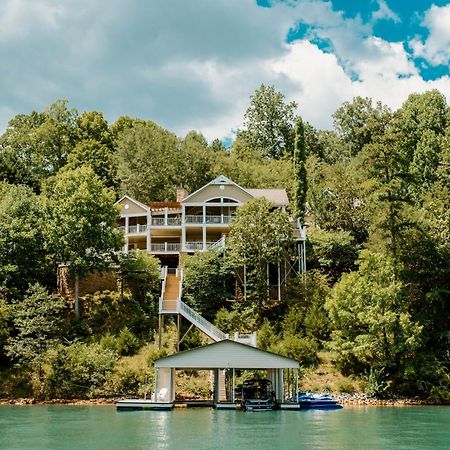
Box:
[6,284,66,366]
[325,251,423,393]
[182,250,234,320]
[227,198,293,320]
[238,84,297,159]
[45,166,123,318]
[0,100,79,191]
[116,121,181,202]
[0,182,52,296]
[333,96,390,157]
[293,117,307,222]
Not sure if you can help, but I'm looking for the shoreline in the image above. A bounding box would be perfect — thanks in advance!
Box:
[0,394,446,407]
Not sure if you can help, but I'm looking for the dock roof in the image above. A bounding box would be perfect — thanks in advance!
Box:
[154,340,299,369]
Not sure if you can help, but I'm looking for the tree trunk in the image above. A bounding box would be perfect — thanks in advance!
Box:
[74,274,80,319]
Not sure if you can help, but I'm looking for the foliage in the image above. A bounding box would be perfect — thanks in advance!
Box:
[227,198,293,318]
[237,84,297,159]
[45,166,123,316]
[214,305,257,334]
[119,250,160,302]
[0,183,52,297]
[39,342,118,399]
[0,101,79,192]
[308,229,359,282]
[293,117,307,222]
[100,327,140,356]
[182,250,234,320]
[325,251,423,393]
[6,284,66,367]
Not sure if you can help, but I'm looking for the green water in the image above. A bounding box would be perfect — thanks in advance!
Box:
[0,406,449,450]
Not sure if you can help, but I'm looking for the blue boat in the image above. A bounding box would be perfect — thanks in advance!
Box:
[295,392,343,409]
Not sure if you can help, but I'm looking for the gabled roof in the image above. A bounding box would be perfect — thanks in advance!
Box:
[154,339,299,369]
[115,195,150,212]
[181,175,253,203]
[246,189,289,207]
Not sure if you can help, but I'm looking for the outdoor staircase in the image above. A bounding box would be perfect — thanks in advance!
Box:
[159,266,254,345]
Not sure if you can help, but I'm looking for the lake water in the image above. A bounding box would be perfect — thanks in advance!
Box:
[0,405,449,450]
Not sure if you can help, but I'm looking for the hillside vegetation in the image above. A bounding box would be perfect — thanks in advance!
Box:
[0,87,449,401]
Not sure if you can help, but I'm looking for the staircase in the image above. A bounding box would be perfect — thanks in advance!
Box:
[159,266,254,346]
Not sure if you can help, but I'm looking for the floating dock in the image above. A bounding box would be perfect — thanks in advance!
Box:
[116,399,173,410]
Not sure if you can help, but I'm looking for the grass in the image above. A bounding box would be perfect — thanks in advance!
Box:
[300,351,363,394]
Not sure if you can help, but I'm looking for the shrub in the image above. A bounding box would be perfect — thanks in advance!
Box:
[39,342,118,399]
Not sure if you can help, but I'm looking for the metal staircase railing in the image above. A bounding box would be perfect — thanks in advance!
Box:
[178,300,227,342]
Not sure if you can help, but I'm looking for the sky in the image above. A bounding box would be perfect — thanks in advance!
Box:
[0,0,449,141]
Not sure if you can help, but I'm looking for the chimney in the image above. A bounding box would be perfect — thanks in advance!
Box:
[176,186,189,202]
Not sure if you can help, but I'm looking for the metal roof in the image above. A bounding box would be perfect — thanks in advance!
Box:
[154,340,299,369]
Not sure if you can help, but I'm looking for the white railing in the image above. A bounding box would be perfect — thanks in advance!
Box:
[168,217,181,226]
[159,266,168,312]
[233,332,257,347]
[207,236,226,250]
[178,300,227,342]
[152,217,181,226]
[183,242,204,251]
[185,215,234,225]
[185,215,203,224]
[128,224,147,234]
[151,243,181,252]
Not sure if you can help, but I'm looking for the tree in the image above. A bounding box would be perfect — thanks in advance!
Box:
[227,198,293,321]
[45,166,123,318]
[6,283,66,366]
[325,251,423,394]
[333,96,389,157]
[182,250,234,320]
[116,121,181,202]
[238,84,297,159]
[0,182,52,297]
[0,100,79,191]
[293,117,307,223]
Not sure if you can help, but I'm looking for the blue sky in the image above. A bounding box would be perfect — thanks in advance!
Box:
[0,0,449,140]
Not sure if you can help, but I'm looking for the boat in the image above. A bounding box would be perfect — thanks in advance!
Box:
[295,392,343,409]
[240,379,277,411]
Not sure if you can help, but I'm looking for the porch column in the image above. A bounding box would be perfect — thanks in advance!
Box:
[181,205,186,250]
[164,207,169,226]
[213,368,220,404]
[202,205,207,250]
[146,211,151,252]
[124,216,129,253]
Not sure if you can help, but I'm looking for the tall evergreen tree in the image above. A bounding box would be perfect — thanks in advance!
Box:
[293,117,307,223]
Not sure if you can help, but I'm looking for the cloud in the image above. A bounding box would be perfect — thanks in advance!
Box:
[371,0,401,24]
[410,4,450,66]
[0,0,448,141]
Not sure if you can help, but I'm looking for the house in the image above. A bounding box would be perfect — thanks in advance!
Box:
[116,175,302,268]
[115,175,306,349]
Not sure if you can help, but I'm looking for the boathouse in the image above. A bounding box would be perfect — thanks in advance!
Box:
[152,339,299,409]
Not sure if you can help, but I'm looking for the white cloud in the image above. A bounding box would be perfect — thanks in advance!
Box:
[410,4,450,66]
[371,0,401,23]
[0,0,448,141]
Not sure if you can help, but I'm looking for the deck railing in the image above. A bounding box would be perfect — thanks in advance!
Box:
[185,215,234,225]
[151,243,181,252]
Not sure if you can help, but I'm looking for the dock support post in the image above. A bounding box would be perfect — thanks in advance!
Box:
[177,314,181,352]
[158,314,164,349]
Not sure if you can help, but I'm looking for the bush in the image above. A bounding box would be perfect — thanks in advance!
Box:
[270,335,319,367]
[100,327,140,356]
[39,342,118,399]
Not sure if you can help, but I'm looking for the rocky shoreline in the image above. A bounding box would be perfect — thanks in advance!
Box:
[0,393,445,407]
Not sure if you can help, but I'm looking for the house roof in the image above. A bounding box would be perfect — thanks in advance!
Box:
[154,340,299,369]
[181,175,253,203]
[246,189,289,207]
[115,195,150,212]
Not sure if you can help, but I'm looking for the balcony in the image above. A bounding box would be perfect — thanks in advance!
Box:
[152,217,181,226]
[118,224,147,234]
[185,215,234,225]
[151,243,181,253]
